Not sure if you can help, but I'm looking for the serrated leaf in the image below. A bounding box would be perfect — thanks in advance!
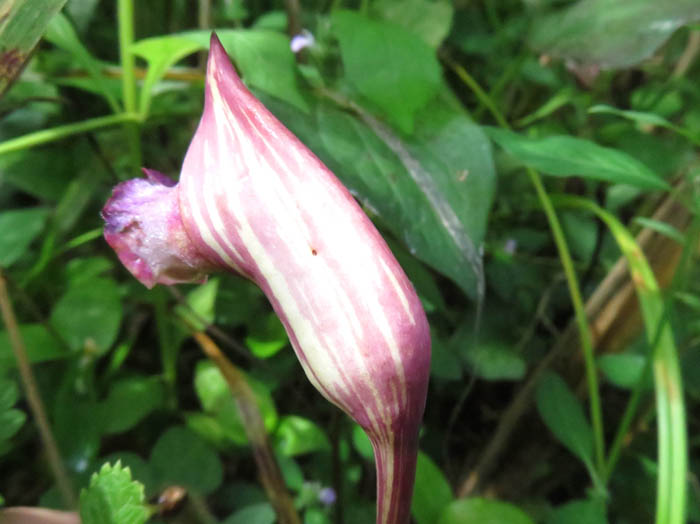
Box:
[438,497,535,524]
[536,372,594,470]
[79,462,149,524]
[485,127,669,190]
[412,452,454,524]
[331,10,441,133]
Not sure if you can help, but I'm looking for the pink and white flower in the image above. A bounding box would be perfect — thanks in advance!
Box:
[103,34,431,524]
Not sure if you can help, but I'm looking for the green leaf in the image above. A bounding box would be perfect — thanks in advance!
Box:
[100,376,166,434]
[485,128,668,190]
[351,424,374,460]
[175,278,220,331]
[411,452,454,524]
[430,335,463,381]
[0,0,68,93]
[245,313,289,359]
[274,415,330,457]
[633,217,685,244]
[529,0,700,70]
[50,277,122,353]
[535,372,595,470]
[150,426,223,494]
[314,95,492,298]
[44,13,120,111]
[589,104,700,146]
[223,503,276,524]
[0,324,68,369]
[545,498,608,524]
[0,378,18,411]
[438,498,535,524]
[180,29,309,111]
[462,340,526,381]
[598,354,649,389]
[79,462,149,524]
[194,361,278,445]
[0,207,49,267]
[131,35,205,115]
[331,10,441,133]
[0,408,25,441]
[372,0,453,48]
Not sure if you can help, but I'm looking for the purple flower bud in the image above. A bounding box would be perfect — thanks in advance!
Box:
[290,29,315,53]
[102,34,430,524]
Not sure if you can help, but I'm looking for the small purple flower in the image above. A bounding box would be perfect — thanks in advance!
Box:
[290,29,315,53]
[318,487,337,506]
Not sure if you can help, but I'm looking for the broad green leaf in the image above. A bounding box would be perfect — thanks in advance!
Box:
[529,0,700,69]
[50,277,122,353]
[438,498,535,524]
[44,13,120,111]
[598,354,649,390]
[485,127,668,190]
[412,452,454,524]
[0,207,49,267]
[223,503,275,524]
[545,498,608,524]
[331,10,441,133]
[373,0,454,48]
[79,462,149,524]
[535,372,595,470]
[150,426,223,494]
[180,29,308,111]
[131,35,205,115]
[194,360,278,445]
[274,415,330,457]
[0,0,67,94]
[0,378,18,410]
[100,376,166,434]
[314,96,491,298]
[0,324,68,369]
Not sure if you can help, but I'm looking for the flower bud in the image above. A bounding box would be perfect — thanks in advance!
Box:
[103,34,430,524]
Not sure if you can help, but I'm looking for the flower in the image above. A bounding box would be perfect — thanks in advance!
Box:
[102,33,430,524]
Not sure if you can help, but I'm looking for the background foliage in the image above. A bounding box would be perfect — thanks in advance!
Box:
[1,0,699,523]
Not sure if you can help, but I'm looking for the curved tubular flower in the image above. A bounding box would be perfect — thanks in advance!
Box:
[103,34,431,524]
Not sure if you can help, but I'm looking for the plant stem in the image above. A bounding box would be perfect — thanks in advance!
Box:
[191,331,301,524]
[0,113,143,156]
[117,0,141,170]
[371,430,419,524]
[0,271,76,508]
[446,57,606,475]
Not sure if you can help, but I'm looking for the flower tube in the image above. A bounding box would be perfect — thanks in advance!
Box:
[103,34,430,524]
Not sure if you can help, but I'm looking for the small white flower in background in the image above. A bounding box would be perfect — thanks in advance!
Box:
[290,29,315,53]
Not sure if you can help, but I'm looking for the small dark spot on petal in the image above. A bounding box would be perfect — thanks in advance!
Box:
[311,248,318,256]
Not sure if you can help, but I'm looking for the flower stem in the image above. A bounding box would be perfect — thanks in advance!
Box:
[0,113,143,156]
[191,331,301,524]
[117,0,141,170]
[0,271,76,508]
[371,430,419,524]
